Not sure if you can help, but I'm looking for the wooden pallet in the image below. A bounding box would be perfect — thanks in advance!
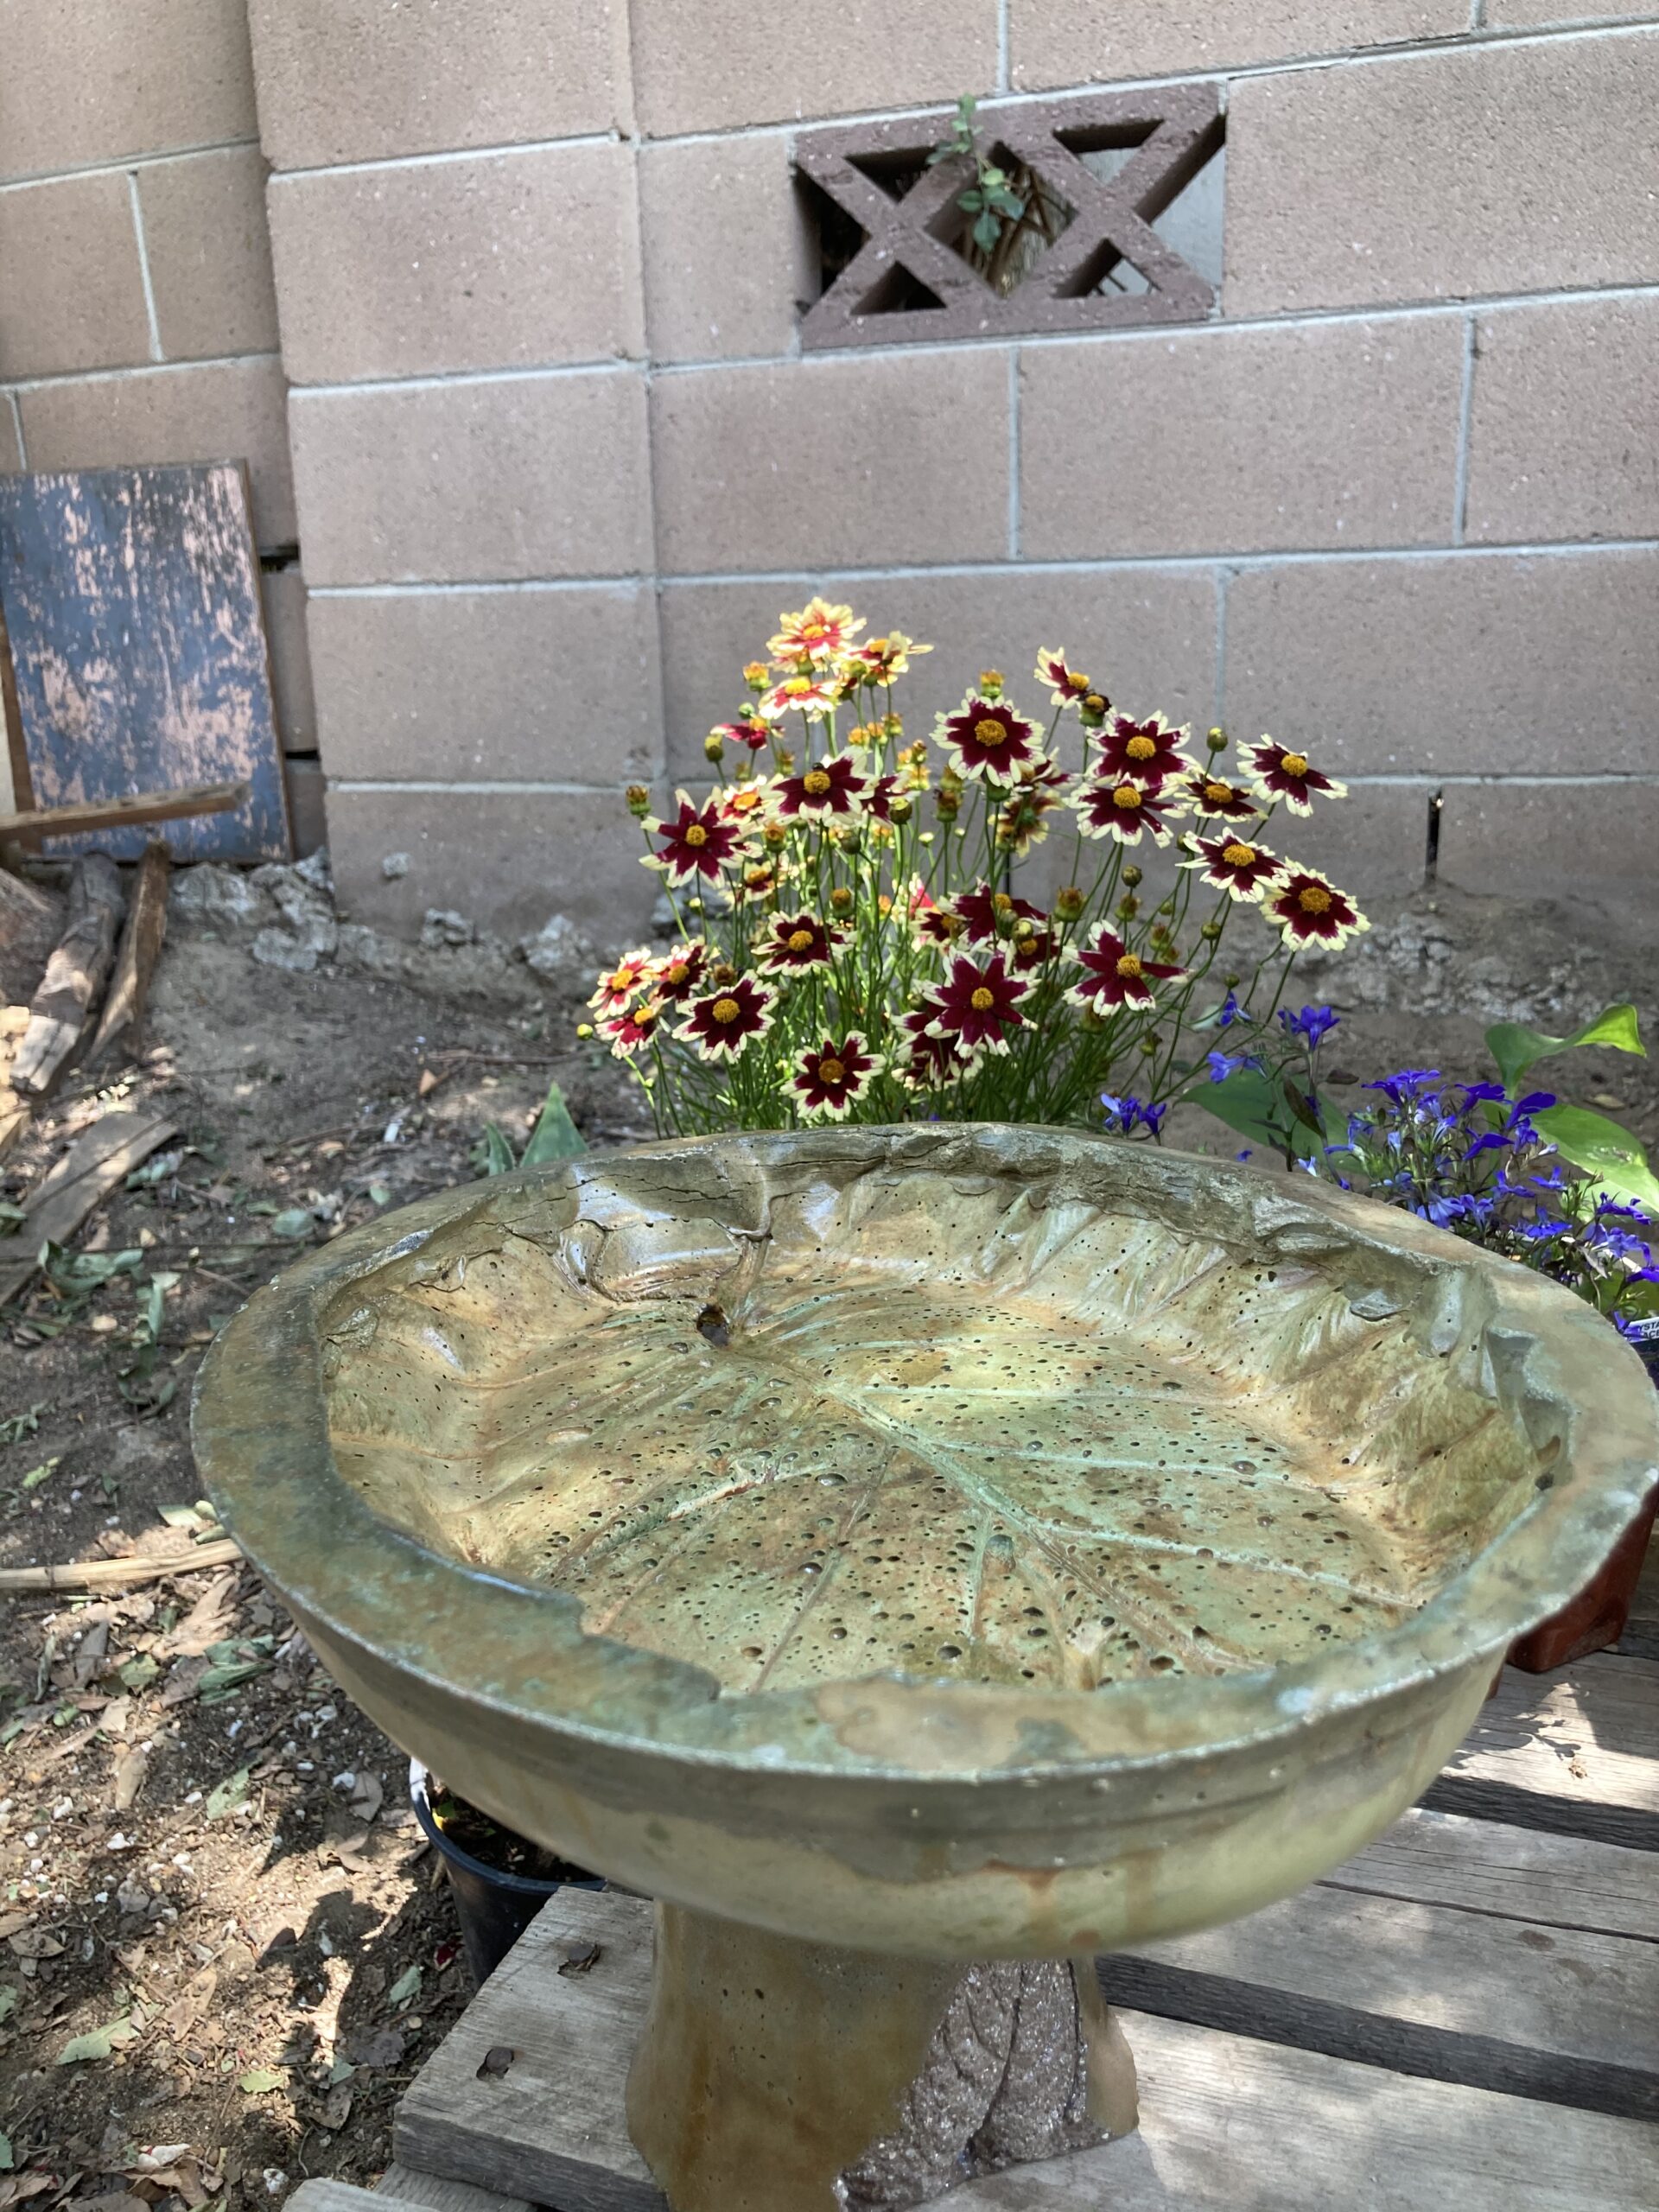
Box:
[334,1548,1659,2212]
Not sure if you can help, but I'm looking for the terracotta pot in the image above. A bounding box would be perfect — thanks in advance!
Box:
[1508,1332,1659,1673]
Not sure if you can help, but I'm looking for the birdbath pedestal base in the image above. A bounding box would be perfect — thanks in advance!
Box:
[626,1904,1140,2212]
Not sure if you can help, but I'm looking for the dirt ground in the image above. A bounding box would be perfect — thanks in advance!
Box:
[0,866,1654,2209]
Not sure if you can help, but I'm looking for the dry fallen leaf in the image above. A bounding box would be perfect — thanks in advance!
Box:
[112,1746,149,1813]
[417,1068,439,1098]
[8,1930,64,1961]
[348,1770,383,1824]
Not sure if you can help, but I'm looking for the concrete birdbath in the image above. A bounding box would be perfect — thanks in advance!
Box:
[193,1126,1658,2212]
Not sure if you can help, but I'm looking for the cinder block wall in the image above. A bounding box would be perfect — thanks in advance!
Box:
[0,0,323,846]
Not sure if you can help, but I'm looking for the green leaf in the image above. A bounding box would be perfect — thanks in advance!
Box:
[118,1652,159,1692]
[479,1124,518,1177]
[1532,1103,1659,1210]
[0,1985,17,2024]
[971,209,1001,251]
[206,1764,251,1819]
[237,2066,286,2095]
[0,2126,13,2170]
[1485,1002,1644,1093]
[520,1082,587,1168]
[57,2014,140,2063]
[267,1207,316,1242]
[19,1457,60,1494]
[1192,1069,1322,1160]
[387,1964,422,2007]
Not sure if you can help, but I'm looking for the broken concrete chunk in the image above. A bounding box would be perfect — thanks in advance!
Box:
[381,852,411,880]
[251,928,319,974]
[517,912,594,978]
[421,908,476,950]
[169,863,274,930]
[251,864,339,957]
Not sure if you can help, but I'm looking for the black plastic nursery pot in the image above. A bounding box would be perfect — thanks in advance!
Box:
[410,1759,605,1987]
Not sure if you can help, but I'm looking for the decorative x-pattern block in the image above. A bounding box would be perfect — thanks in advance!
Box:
[796,87,1224,349]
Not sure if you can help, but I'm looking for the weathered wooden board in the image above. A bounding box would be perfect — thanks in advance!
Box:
[1621,1532,1659,1661]
[0,464,289,861]
[0,1108,176,1306]
[0,778,247,842]
[1325,1802,1659,1941]
[376,2165,531,2212]
[1423,1653,1659,1848]
[394,1889,1659,2212]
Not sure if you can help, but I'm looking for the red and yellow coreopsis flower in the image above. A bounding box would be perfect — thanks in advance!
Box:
[768,598,865,667]
[718,779,777,831]
[645,792,753,885]
[1181,770,1262,823]
[603,995,666,1059]
[588,948,654,1015]
[763,668,844,720]
[790,1033,880,1121]
[1093,712,1194,789]
[675,975,779,1063]
[1264,867,1369,949]
[893,1003,979,1090]
[709,713,773,754]
[1033,648,1096,709]
[936,690,1042,785]
[1243,740,1348,817]
[1073,776,1186,846]
[648,939,709,1003]
[777,754,868,820]
[1067,925,1186,1014]
[925,950,1033,1056]
[906,879,961,950]
[951,882,1046,945]
[758,910,847,973]
[1185,833,1287,901]
[850,632,930,683]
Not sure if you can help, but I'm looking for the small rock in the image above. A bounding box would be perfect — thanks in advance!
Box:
[251,928,318,974]
[169,863,273,930]
[381,852,411,879]
[252,864,338,956]
[517,912,593,978]
[421,908,476,950]
[294,845,332,893]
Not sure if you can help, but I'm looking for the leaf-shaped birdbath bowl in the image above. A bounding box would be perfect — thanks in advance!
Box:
[194,1127,1657,2212]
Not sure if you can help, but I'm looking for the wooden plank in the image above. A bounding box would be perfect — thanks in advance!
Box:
[0,1107,176,1306]
[89,839,169,1065]
[1423,1653,1659,1849]
[11,852,125,1093]
[0,779,247,842]
[375,2165,531,2212]
[1620,1531,1659,1660]
[1324,1803,1659,1941]
[394,1889,1659,2212]
[0,464,289,861]
[0,588,32,815]
[1105,1878,1658,2117]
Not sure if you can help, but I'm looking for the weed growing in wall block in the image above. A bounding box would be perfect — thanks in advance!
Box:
[584,601,1365,1135]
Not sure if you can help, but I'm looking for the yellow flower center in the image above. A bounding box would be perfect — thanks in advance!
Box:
[804,624,827,642]
[1112,785,1142,810]
[787,927,815,953]
[1204,780,1232,805]
[608,967,633,991]
[1126,734,1157,761]
[1298,884,1333,914]
[785,676,813,696]
[804,768,831,796]
[975,719,1006,745]
[729,788,762,813]
[818,1057,846,1084]
[711,996,742,1024]
[684,823,709,847]
[1281,753,1309,778]
[664,961,690,985]
[1116,953,1143,979]
[970,986,996,1012]
[1222,842,1256,867]
[992,893,1013,916]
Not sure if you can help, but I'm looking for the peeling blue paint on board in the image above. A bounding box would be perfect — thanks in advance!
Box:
[0,463,290,861]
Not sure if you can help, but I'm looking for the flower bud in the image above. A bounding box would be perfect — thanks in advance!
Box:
[829,887,855,916]
[1157,897,1175,915]
[1080,1006,1104,1032]
[1080,694,1108,727]
[1140,1035,1160,1057]
[889,796,913,824]
[575,1022,594,1039]
[703,730,726,761]
[1116,894,1141,919]
[1224,973,1241,988]
[934,785,961,820]
[1206,725,1228,753]
[775,747,796,773]
[1122,863,1143,887]
[1055,885,1084,920]
[763,823,787,849]
[713,963,737,985]
[877,893,893,917]
[1200,919,1224,942]
[883,713,904,740]
[743,660,771,693]
[979,670,1005,700]
[626,784,651,818]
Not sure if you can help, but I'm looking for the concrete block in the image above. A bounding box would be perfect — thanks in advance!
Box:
[1438,779,1659,897]
[269,143,642,385]
[260,567,316,751]
[283,754,327,855]
[630,0,997,133]
[1487,0,1656,22]
[0,173,151,378]
[308,585,663,783]
[1225,32,1659,314]
[659,567,1217,781]
[0,0,257,181]
[137,145,280,362]
[327,784,657,943]
[1011,1,1466,92]
[17,357,296,545]
[289,370,651,585]
[1020,318,1463,559]
[652,351,1010,574]
[1262,779,1427,903]
[247,0,632,169]
[640,137,811,365]
[1224,550,1659,778]
[1465,296,1659,546]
